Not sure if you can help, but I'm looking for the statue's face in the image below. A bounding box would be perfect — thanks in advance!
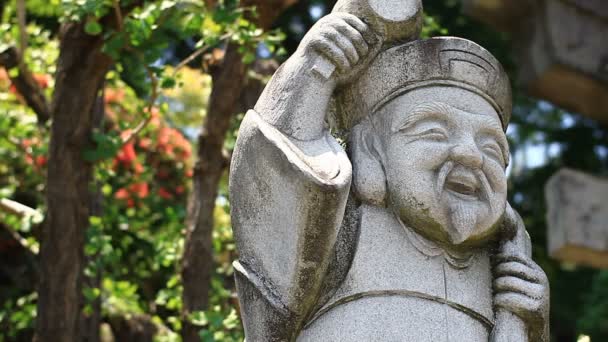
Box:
[375,86,509,248]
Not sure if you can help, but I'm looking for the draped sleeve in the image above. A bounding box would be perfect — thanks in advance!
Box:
[229,109,352,341]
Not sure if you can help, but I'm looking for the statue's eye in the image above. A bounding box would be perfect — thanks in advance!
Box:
[482,143,504,165]
[418,127,448,140]
[399,121,448,141]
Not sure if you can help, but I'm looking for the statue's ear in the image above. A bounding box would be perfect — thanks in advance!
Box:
[349,123,388,207]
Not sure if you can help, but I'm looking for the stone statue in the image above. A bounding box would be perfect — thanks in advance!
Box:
[229,1,549,341]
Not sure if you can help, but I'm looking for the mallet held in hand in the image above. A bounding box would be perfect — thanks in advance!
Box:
[312,0,423,80]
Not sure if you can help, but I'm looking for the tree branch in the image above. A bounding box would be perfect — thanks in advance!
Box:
[0,46,51,123]
[120,47,159,146]
[0,199,41,255]
[16,0,27,54]
[173,33,231,76]
[0,198,39,218]
[112,0,124,32]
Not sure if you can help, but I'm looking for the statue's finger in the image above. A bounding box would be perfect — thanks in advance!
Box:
[334,20,369,58]
[323,30,360,65]
[494,261,543,284]
[493,253,535,268]
[494,293,540,316]
[335,13,378,46]
[494,276,544,297]
[334,13,369,35]
[311,39,351,72]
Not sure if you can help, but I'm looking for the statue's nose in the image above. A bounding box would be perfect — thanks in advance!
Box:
[450,144,483,169]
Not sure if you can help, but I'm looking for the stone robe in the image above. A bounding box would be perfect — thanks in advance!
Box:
[230,110,495,341]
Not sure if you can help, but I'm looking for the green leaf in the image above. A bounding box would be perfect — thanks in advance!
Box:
[242,51,255,65]
[160,76,177,89]
[85,20,103,36]
[8,67,19,78]
[103,32,127,59]
[83,286,101,301]
[189,311,208,326]
[89,216,103,227]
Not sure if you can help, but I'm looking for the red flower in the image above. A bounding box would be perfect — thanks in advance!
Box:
[105,88,125,104]
[0,68,8,82]
[158,187,173,200]
[139,138,152,149]
[133,162,144,174]
[155,126,193,161]
[185,169,193,178]
[33,74,50,89]
[21,139,34,148]
[129,182,149,199]
[147,107,161,127]
[116,142,137,166]
[158,127,171,146]
[159,144,174,157]
[175,186,185,195]
[35,155,47,168]
[24,154,34,165]
[115,188,130,200]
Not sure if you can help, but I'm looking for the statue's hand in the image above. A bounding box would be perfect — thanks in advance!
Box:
[493,253,549,326]
[493,205,550,341]
[255,13,381,140]
[298,12,379,84]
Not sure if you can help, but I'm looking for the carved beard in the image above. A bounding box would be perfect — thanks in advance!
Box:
[436,162,495,245]
[448,200,480,244]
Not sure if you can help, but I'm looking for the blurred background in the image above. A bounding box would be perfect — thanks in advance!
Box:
[0,0,606,341]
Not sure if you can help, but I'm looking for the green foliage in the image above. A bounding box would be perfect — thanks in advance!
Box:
[0,0,279,339]
[0,293,37,341]
[84,130,123,162]
[579,271,608,340]
[196,307,242,342]
[60,0,113,22]
[421,14,448,38]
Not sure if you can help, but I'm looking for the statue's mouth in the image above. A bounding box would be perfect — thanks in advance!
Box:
[436,161,491,202]
[444,170,481,200]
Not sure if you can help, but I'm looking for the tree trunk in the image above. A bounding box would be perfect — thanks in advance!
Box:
[81,91,106,342]
[180,2,297,340]
[181,42,247,341]
[34,22,112,342]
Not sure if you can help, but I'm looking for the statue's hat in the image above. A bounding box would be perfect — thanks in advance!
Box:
[333,37,512,132]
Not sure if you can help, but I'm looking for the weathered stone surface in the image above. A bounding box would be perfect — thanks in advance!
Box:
[546,168,608,269]
[463,0,608,123]
[230,1,550,340]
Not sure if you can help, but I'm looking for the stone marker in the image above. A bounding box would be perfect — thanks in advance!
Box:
[229,1,550,340]
[462,0,608,124]
[546,168,608,269]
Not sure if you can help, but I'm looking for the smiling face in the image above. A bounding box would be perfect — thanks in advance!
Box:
[372,86,509,248]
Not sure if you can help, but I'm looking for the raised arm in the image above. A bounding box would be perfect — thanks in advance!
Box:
[255,12,379,140]
[229,13,377,341]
